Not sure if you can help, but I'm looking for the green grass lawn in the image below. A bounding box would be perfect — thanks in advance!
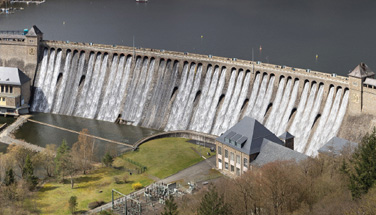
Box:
[35,137,214,214]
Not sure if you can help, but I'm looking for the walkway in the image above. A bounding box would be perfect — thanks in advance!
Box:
[0,115,44,152]
[27,119,134,148]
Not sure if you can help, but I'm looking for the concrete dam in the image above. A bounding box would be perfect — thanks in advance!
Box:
[27,39,352,156]
[4,26,376,156]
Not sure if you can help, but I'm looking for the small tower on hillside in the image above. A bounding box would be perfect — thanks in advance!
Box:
[279,131,295,150]
[348,62,374,114]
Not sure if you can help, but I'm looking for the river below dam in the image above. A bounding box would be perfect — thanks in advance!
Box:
[0,113,160,157]
[1,0,376,75]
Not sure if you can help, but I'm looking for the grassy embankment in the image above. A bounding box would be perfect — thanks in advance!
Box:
[36,137,215,214]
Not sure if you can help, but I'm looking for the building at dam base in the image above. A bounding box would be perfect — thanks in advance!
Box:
[1,25,376,156]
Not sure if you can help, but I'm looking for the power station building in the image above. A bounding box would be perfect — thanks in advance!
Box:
[215,117,307,177]
[0,67,31,114]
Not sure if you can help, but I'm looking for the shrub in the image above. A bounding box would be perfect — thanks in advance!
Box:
[132,182,143,190]
[113,176,121,184]
[88,200,105,210]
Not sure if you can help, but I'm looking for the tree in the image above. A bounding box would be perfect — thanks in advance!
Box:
[4,168,15,186]
[343,128,376,199]
[68,195,78,214]
[102,152,113,167]
[71,129,96,174]
[55,140,75,188]
[34,144,56,177]
[22,154,38,190]
[197,184,231,215]
[161,195,179,215]
[6,144,34,178]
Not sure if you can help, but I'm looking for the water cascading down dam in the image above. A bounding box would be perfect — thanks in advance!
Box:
[27,39,353,156]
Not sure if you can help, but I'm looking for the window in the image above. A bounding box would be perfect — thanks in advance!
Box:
[218,146,222,155]
[225,162,228,170]
[1,85,3,92]
[2,98,5,101]
[5,86,8,93]
[231,165,234,172]
[218,158,222,164]
[244,158,248,167]
[230,152,234,161]
[236,155,240,164]
[225,149,228,158]
[9,86,12,93]
[236,168,240,176]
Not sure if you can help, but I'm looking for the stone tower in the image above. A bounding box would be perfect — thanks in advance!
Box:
[0,25,43,82]
[348,62,374,115]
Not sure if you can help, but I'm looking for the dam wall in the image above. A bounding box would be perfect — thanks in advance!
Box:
[27,40,352,156]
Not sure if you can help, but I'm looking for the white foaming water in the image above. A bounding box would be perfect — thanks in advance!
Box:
[52,51,72,114]
[256,75,275,123]
[179,65,203,130]
[219,70,244,133]
[265,77,286,131]
[31,49,49,112]
[87,54,108,119]
[294,83,318,151]
[190,66,213,131]
[203,68,226,133]
[251,74,268,119]
[45,50,63,113]
[110,56,132,122]
[165,63,189,131]
[212,70,237,135]
[128,59,150,122]
[271,78,293,134]
[298,84,324,153]
[97,55,119,120]
[319,88,343,146]
[229,72,251,128]
[277,80,299,136]
[243,73,261,117]
[73,53,95,117]
[64,53,86,116]
[37,49,56,112]
[308,87,335,154]
[288,82,310,136]
[133,59,156,126]
[122,57,142,120]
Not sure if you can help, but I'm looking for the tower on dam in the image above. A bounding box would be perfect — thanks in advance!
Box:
[348,63,376,115]
[0,25,43,82]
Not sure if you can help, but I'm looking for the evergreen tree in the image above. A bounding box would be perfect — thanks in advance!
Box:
[102,152,113,167]
[68,195,78,214]
[344,128,376,199]
[161,195,179,215]
[197,184,231,215]
[55,140,71,179]
[22,154,38,190]
[4,168,15,186]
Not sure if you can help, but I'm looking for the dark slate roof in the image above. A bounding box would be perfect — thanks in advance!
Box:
[348,62,374,78]
[216,117,284,155]
[278,131,294,140]
[318,137,358,156]
[26,25,43,37]
[251,139,308,166]
[0,67,30,85]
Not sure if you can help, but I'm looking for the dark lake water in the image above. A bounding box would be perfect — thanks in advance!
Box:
[13,113,159,157]
[1,0,376,75]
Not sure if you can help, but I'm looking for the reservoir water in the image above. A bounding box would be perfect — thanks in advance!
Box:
[1,0,376,75]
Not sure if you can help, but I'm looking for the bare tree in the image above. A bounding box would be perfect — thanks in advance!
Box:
[71,129,97,174]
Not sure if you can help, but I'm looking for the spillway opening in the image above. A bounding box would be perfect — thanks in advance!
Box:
[313,114,321,128]
[79,75,86,86]
[194,90,201,103]
[217,94,225,107]
[289,108,297,121]
[241,99,249,111]
[56,73,63,85]
[171,87,178,99]
[266,103,273,115]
